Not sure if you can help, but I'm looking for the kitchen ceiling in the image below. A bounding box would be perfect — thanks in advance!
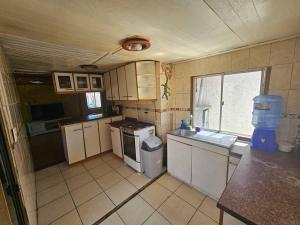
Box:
[0,0,299,73]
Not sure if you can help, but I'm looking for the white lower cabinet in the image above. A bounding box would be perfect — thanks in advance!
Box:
[167,139,192,183]
[191,146,227,199]
[62,123,85,164]
[227,156,240,182]
[223,212,246,225]
[111,126,123,158]
[83,121,100,157]
[98,118,112,153]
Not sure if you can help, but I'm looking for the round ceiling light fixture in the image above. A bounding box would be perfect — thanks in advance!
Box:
[121,37,151,51]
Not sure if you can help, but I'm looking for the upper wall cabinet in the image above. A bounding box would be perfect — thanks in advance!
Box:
[53,72,104,94]
[89,74,104,91]
[125,63,138,100]
[53,72,75,93]
[104,71,112,100]
[136,61,156,100]
[74,73,90,92]
[117,67,128,100]
[110,69,120,100]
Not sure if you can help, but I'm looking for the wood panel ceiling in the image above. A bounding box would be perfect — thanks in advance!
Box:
[0,0,299,73]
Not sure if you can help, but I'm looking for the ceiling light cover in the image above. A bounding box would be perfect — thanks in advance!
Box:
[122,37,151,51]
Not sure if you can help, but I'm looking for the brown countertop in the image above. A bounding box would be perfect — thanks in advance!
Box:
[218,147,300,225]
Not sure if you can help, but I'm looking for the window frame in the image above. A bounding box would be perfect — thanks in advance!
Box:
[85,92,102,110]
[191,67,270,139]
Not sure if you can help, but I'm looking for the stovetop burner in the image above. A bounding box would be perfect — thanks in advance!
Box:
[120,118,153,131]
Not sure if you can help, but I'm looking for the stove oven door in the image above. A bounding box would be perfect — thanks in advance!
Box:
[123,132,137,161]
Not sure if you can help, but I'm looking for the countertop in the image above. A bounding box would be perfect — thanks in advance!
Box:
[167,129,237,149]
[60,114,122,126]
[218,148,300,225]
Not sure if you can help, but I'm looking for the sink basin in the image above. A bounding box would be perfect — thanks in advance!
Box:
[172,129,196,137]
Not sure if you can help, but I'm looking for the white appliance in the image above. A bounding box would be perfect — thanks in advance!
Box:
[122,125,155,172]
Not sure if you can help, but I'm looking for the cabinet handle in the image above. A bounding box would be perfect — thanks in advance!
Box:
[84,125,93,128]
[73,128,82,132]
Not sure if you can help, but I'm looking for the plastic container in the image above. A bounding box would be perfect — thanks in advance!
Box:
[251,128,277,152]
[252,95,282,128]
[141,136,163,179]
[278,142,294,153]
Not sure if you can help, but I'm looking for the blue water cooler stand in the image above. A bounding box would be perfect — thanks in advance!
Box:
[251,128,278,152]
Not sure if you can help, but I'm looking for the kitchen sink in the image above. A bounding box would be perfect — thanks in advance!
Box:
[172,129,197,137]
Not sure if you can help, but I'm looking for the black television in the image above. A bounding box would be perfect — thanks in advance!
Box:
[31,103,64,121]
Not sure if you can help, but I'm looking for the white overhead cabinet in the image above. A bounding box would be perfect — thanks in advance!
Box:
[62,123,85,164]
[53,72,75,93]
[136,61,157,100]
[98,118,112,153]
[74,73,90,92]
[104,71,112,100]
[167,139,192,183]
[125,63,138,100]
[83,121,100,157]
[117,66,128,100]
[89,74,104,91]
[110,69,120,100]
[111,126,123,158]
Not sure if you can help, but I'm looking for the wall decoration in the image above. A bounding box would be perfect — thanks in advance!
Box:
[161,64,172,100]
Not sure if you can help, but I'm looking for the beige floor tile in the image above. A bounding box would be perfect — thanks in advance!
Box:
[198,197,220,222]
[50,210,82,225]
[36,165,61,181]
[117,196,154,225]
[158,195,196,225]
[140,182,171,209]
[96,171,124,190]
[71,181,103,206]
[66,172,93,191]
[36,173,64,192]
[101,152,118,162]
[143,212,171,225]
[127,172,151,189]
[188,211,218,225]
[157,174,182,192]
[89,163,113,179]
[175,184,206,208]
[106,158,124,169]
[99,213,125,225]
[115,165,135,177]
[61,164,86,179]
[77,193,115,225]
[37,182,69,208]
[105,180,137,205]
[83,157,105,170]
[38,194,75,225]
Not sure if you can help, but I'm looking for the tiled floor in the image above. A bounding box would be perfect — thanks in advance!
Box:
[36,152,220,225]
[100,173,220,225]
[36,152,151,225]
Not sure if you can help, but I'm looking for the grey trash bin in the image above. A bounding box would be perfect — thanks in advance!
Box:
[141,136,163,178]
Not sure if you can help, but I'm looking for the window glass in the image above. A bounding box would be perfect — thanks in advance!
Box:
[193,75,222,130]
[221,71,261,136]
[86,92,101,109]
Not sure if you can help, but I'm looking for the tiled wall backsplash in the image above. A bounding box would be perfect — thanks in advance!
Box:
[0,46,37,225]
[172,37,300,145]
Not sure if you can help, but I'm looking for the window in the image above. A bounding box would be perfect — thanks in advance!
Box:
[193,70,264,137]
[86,92,101,109]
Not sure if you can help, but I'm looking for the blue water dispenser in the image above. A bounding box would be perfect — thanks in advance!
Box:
[251,95,282,151]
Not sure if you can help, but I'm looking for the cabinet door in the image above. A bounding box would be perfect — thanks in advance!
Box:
[192,146,227,199]
[89,74,104,91]
[74,73,90,92]
[167,139,191,183]
[111,115,123,122]
[117,67,127,100]
[104,72,112,100]
[98,118,112,153]
[223,212,246,225]
[110,69,120,100]
[227,156,240,182]
[83,121,100,157]
[125,63,138,100]
[53,72,75,93]
[64,124,85,164]
[111,127,123,158]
